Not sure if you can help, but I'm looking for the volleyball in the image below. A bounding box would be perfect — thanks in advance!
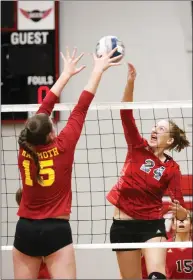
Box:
[96,35,125,62]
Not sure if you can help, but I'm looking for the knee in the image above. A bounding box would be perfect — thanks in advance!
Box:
[147,260,166,275]
[120,268,141,279]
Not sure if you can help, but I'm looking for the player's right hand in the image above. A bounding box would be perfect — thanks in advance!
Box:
[60,47,86,77]
[92,47,122,72]
[128,63,137,82]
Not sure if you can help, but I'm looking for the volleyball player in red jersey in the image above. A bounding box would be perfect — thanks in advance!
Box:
[13,47,122,279]
[106,64,190,279]
[15,188,50,279]
[166,212,193,279]
[142,211,193,279]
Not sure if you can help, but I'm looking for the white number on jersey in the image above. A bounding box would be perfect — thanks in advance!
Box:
[140,159,155,173]
[153,166,166,181]
[176,259,193,273]
[140,159,165,181]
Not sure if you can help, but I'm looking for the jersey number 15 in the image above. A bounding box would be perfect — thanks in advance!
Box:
[176,259,193,273]
[22,159,55,187]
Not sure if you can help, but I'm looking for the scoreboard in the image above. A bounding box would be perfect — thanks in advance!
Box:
[1,1,59,122]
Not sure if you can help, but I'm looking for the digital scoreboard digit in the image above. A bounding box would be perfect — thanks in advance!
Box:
[1,1,59,122]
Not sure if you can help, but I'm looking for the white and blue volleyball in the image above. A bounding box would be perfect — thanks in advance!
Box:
[96,36,125,62]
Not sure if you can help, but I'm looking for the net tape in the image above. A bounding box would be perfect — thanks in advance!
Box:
[1,241,192,251]
[1,100,192,112]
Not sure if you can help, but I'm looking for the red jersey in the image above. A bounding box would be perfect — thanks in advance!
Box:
[18,90,94,219]
[166,241,193,279]
[142,239,193,279]
[38,262,50,279]
[107,109,184,220]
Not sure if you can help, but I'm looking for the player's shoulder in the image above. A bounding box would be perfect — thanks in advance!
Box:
[166,246,179,255]
[142,138,148,146]
[134,138,153,151]
[132,137,148,150]
[167,248,174,254]
[167,244,192,254]
[166,238,174,253]
[164,154,180,170]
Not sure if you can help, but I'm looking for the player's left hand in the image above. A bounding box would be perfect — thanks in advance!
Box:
[60,47,86,77]
[168,200,187,220]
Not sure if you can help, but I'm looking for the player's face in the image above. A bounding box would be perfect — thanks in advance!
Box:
[172,216,192,233]
[149,120,174,150]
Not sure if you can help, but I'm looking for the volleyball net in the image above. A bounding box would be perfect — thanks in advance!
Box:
[1,100,192,251]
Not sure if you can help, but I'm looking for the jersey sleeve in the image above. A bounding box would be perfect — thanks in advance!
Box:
[56,90,94,151]
[36,91,58,116]
[167,166,185,207]
[120,109,145,147]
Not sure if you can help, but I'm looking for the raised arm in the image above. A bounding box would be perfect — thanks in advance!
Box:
[57,49,122,150]
[37,47,86,115]
[121,64,144,147]
[167,167,187,220]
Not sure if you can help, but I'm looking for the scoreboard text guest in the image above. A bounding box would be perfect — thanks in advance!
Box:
[1,0,59,122]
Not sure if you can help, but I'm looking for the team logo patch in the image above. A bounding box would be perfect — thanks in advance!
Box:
[20,8,52,22]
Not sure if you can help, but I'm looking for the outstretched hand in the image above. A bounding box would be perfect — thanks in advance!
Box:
[61,47,86,77]
[92,47,122,73]
[128,63,137,82]
[168,200,187,220]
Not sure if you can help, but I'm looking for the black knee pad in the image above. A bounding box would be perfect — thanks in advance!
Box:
[148,272,166,279]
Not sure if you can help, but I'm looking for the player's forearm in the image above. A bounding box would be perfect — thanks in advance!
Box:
[122,80,134,102]
[120,110,143,146]
[57,91,94,148]
[50,72,71,98]
[36,91,58,115]
[37,72,70,115]
[84,68,103,95]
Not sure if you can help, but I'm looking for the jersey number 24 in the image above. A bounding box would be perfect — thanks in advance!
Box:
[140,159,165,181]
